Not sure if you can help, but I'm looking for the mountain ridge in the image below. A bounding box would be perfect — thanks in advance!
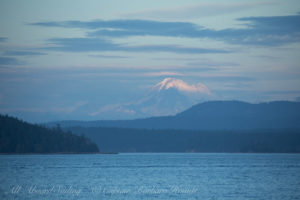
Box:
[47,100,300,130]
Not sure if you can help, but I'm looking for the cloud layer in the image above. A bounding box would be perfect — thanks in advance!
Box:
[122,2,272,19]
[32,13,300,46]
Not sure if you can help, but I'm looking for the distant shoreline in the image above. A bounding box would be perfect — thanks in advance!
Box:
[1,152,300,155]
[0,152,118,155]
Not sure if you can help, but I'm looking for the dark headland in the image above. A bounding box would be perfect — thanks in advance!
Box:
[0,114,99,154]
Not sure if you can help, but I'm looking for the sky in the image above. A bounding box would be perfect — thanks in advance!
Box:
[0,0,300,122]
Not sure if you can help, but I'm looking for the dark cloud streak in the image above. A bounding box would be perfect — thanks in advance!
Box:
[31,13,300,46]
[0,57,22,65]
[0,37,8,42]
[4,51,46,56]
[44,37,229,54]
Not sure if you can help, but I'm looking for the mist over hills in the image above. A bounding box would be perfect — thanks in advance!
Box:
[49,100,300,153]
[4,100,300,153]
[49,100,300,130]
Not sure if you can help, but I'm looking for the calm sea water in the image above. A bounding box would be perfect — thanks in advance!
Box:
[1,153,300,200]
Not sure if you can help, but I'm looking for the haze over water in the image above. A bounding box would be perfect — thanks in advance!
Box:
[1,153,300,200]
[1,1,300,200]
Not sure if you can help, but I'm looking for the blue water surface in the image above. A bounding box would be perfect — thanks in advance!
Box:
[1,153,300,200]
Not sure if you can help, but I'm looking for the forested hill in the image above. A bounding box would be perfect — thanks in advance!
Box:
[68,126,300,153]
[0,115,99,153]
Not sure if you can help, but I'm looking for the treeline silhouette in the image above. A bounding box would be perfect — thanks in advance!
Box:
[0,115,99,153]
[67,126,300,153]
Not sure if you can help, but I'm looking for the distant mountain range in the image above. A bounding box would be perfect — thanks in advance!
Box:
[48,100,300,130]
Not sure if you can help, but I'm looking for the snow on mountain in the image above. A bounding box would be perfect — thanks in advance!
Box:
[91,78,211,119]
[153,78,210,94]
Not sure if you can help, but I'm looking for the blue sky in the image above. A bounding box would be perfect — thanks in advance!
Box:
[1,0,300,122]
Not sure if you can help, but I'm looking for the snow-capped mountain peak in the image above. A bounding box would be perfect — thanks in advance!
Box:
[91,78,212,119]
[154,78,210,94]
